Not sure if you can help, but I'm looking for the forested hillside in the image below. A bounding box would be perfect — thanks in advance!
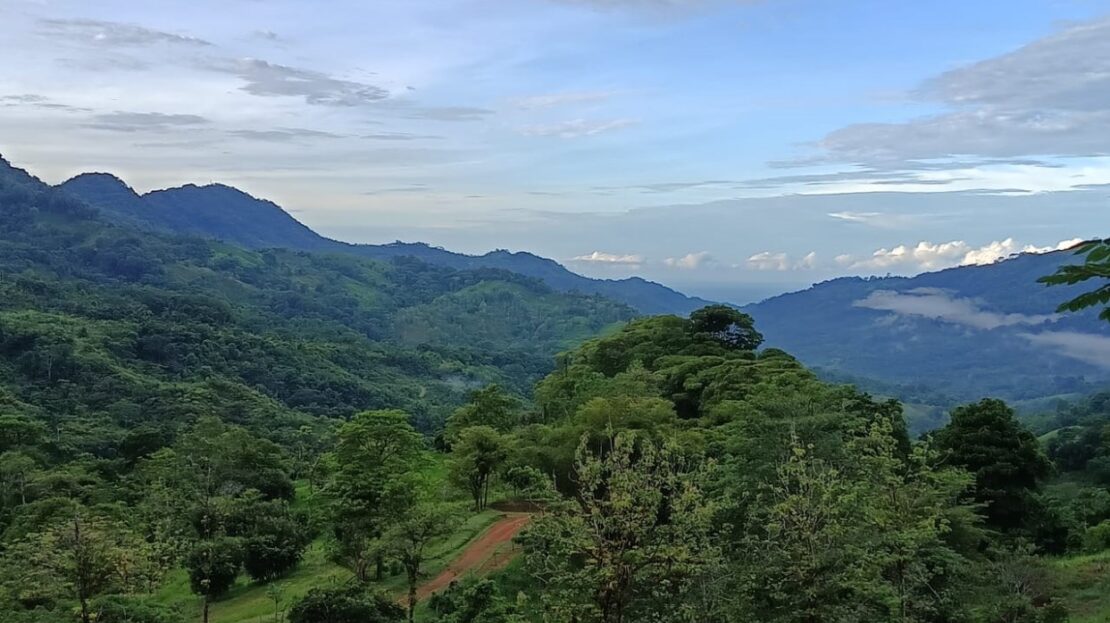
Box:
[0,156,633,439]
[59,171,711,315]
[745,252,1110,412]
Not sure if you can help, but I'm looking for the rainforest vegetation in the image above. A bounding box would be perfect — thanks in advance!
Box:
[1,161,1109,623]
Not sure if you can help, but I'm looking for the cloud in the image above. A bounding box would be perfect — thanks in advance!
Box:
[83,112,210,132]
[855,288,1057,330]
[1021,331,1110,369]
[805,17,1110,165]
[747,251,817,271]
[362,132,443,141]
[396,106,494,122]
[521,118,636,138]
[228,128,343,142]
[664,251,714,269]
[208,58,389,107]
[848,237,1082,272]
[38,18,211,47]
[570,251,645,266]
[0,94,90,112]
[511,91,617,109]
[827,211,919,229]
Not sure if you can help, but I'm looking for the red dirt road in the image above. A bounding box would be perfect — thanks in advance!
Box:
[415,513,531,600]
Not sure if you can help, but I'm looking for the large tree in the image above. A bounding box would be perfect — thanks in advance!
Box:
[932,399,1051,534]
[326,410,425,582]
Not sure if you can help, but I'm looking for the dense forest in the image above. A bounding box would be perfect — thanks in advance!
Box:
[1,156,1109,623]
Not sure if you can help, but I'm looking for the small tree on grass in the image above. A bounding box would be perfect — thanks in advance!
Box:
[388,503,460,623]
[449,426,507,511]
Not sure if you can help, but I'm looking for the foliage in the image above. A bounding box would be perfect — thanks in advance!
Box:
[1039,238,1110,321]
[286,585,404,623]
[449,427,508,511]
[522,432,720,623]
[933,399,1052,535]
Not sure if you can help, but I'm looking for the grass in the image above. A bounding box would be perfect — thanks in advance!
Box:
[1049,550,1110,623]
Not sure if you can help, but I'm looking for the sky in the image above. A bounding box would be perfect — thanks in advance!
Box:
[1,0,1109,302]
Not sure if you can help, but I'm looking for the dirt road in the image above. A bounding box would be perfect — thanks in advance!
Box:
[415,513,531,600]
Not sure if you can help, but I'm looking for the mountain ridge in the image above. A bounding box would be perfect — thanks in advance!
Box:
[54,165,712,315]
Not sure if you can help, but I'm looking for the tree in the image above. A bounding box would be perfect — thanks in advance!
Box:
[933,399,1052,534]
[1039,238,1110,321]
[428,577,521,623]
[0,450,38,507]
[689,304,764,350]
[185,537,243,623]
[1,511,157,623]
[449,426,507,511]
[733,421,979,623]
[326,410,424,582]
[229,499,309,582]
[446,385,520,436]
[287,585,404,623]
[522,432,720,623]
[388,503,460,623]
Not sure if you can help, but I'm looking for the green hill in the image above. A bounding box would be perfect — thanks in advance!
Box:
[0,156,633,438]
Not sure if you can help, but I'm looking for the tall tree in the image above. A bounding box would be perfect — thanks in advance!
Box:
[388,503,460,623]
[326,410,424,582]
[932,399,1051,534]
[449,426,507,511]
[689,304,764,351]
[446,385,520,436]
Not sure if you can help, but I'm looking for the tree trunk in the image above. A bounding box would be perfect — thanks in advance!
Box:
[407,572,417,623]
[375,552,385,581]
[202,595,210,623]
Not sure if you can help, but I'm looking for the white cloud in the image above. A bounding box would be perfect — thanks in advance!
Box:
[851,237,1082,272]
[1021,331,1110,369]
[855,288,1058,330]
[664,251,714,269]
[570,250,645,266]
[520,118,636,138]
[747,250,818,271]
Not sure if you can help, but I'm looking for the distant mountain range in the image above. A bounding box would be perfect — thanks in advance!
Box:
[744,251,1110,423]
[58,172,712,315]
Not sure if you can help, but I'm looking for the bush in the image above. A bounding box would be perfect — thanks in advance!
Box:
[1084,520,1110,553]
[91,596,185,623]
[288,585,404,623]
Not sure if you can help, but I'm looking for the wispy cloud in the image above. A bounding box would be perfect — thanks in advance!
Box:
[520,118,636,138]
[207,58,389,107]
[855,288,1057,330]
[1022,331,1110,368]
[84,112,210,132]
[38,18,212,47]
[228,128,343,142]
[511,91,617,109]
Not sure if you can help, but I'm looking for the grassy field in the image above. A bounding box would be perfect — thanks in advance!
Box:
[1050,551,1110,622]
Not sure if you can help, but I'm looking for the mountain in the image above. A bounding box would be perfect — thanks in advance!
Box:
[744,251,1110,422]
[59,172,711,315]
[0,155,633,434]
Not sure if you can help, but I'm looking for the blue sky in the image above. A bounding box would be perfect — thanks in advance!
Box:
[2,0,1109,302]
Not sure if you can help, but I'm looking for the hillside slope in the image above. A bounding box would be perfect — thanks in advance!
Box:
[744,252,1110,406]
[0,156,633,436]
[58,172,711,315]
